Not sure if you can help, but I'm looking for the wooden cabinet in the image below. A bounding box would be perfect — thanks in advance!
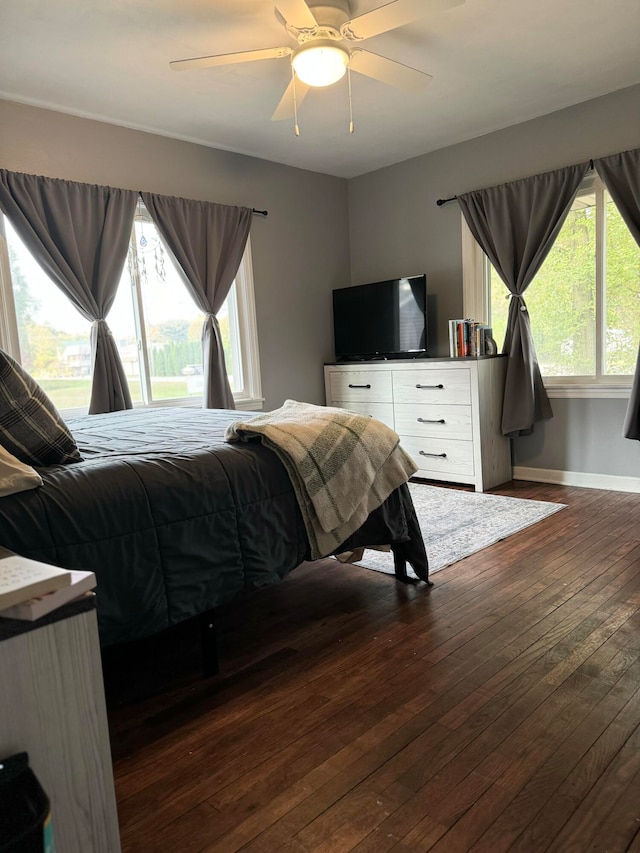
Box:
[324,357,511,492]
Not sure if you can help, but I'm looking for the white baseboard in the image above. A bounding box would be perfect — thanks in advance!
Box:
[513,465,640,494]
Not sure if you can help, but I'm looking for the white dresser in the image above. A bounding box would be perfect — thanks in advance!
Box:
[324,357,511,492]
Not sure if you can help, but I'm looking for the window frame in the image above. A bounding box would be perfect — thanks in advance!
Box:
[461,175,635,400]
[230,237,263,409]
[0,210,263,414]
[0,218,21,359]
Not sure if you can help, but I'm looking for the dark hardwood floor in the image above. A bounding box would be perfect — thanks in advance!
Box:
[106,480,640,852]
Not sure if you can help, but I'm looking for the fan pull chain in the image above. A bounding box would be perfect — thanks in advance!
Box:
[292,67,300,137]
[348,66,354,134]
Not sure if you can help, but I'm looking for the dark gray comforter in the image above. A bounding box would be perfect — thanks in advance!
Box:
[0,408,428,647]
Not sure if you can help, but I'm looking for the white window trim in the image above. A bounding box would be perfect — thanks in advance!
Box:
[0,218,21,359]
[126,228,154,407]
[461,211,488,325]
[460,194,634,400]
[231,237,263,410]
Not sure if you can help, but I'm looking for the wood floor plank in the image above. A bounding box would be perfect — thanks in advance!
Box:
[507,684,640,852]
[467,656,640,852]
[106,481,640,853]
[544,718,640,853]
[584,762,640,853]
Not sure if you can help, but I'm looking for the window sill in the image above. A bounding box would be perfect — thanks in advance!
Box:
[544,384,631,399]
[133,395,265,411]
[60,395,265,419]
[235,396,264,411]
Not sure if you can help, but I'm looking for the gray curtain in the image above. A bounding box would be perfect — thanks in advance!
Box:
[141,193,252,409]
[595,148,640,440]
[458,163,589,436]
[0,170,137,414]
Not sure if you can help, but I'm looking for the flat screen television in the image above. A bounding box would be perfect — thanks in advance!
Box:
[332,274,427,361]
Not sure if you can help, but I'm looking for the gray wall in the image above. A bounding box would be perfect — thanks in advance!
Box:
[348,84,640,478]
[516,398,634,476]
[2,91,639,479]
[0,99,350,411]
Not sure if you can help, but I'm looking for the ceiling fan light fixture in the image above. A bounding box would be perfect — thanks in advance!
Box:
[292,41,349,87]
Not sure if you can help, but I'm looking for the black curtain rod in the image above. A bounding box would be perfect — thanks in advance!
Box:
[436,159,597,208]
[134,193,268,216]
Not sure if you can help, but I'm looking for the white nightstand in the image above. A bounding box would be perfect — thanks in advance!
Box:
[0,595,121,853]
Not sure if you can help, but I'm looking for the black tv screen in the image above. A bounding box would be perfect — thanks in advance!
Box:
[333,275,427,360]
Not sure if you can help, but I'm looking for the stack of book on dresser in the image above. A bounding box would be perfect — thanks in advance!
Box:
[448,319,494,357]
[0,549,95,621]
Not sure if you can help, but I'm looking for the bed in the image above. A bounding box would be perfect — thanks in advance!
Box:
[0,407,429,650]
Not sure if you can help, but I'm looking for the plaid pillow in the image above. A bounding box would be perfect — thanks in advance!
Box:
[0,350,82,466]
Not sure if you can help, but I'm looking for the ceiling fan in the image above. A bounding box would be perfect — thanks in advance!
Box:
[170,0,464,133]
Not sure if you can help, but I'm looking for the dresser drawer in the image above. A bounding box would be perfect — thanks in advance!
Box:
[328,369,392,403]
[330,401,395,430]
[392,368,471,405]
[394,403,473,440]
[399,435,475,477]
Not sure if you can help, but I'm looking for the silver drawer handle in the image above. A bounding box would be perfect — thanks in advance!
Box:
[416,383,444,389]
[419,451,447,458]
[417,418,445,424]
[348,383,371,389]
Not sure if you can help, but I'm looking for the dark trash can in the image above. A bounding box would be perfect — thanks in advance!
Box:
[0,752,53,852]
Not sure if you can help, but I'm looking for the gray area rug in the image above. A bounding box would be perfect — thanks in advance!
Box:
[357,482,567,577]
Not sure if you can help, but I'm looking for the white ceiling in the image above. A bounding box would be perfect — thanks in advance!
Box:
[1,0,639,179]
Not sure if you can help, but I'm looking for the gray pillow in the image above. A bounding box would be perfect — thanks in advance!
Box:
[0,350,82,466]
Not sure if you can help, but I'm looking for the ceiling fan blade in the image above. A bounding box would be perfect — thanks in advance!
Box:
[170,46,292,71]
[341,0,464,41]
[271,78,311,121]
[348,49,432,91]
[274,0,318,29]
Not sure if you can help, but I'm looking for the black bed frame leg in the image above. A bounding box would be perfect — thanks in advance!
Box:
[392,547,434,587]
[393,551,418,585]
[199,609,219,678]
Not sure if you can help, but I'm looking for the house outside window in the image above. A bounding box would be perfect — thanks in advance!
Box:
[0,203,262,413]
[462,174,640,398]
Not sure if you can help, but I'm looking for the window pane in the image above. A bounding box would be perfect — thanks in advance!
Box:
[132,217,204,401]
[605,194,640,375]
[473,180,640,386]
[487,195,598,377]
[528,196,597,376]
[5,210,258,410]
[5,219,94,410]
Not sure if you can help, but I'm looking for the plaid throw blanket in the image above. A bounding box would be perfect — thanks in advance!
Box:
[225,400,417,559]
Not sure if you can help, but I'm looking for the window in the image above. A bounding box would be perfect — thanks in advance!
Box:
[0,202,261,413]
[462,175,640,397]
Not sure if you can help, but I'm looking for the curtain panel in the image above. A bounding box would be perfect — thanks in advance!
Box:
[594,148,640,440]
[0,170,137,414]
[458,162,589,437]
[141,193,252,409]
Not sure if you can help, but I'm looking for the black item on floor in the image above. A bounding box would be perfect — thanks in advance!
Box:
[0,752,52,852]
